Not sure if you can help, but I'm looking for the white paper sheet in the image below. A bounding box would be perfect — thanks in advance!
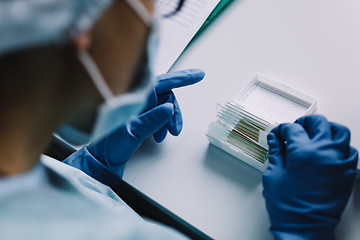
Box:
[154,0,220,75]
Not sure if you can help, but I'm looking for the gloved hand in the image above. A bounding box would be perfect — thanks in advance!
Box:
[263,115,358,240]
[143,69,205,142]
[63,69,205,186]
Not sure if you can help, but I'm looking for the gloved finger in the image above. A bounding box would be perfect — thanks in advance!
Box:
[129,102,174,140]
[330,122,351,145]
[152,101,182,142]
[168,97,183,136]
[143,88,158,112]
[155,69,205,94]
[347,147,359,169]
[153,125,168,143]
[267,132,286,168]
[295,115,332,141]
[156,91,183,136]
[275,122,310,146]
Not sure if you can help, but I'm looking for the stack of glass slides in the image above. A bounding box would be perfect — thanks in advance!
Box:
[206,74,317,172]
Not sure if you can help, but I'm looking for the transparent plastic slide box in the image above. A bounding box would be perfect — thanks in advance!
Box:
[206,74,317,172]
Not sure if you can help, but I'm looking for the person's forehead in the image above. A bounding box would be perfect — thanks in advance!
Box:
[127,0,155,14]
[121,0,155,21]
[141,0,155,12]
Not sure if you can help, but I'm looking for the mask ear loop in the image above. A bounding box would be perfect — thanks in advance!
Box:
[78,0,154,101]
[77,51,114,101]
[125,0,154,26]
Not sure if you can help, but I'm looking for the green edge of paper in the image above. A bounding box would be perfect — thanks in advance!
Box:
[197,0,234,34]
[168,0,234,72]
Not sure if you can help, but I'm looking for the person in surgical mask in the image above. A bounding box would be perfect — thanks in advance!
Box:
[0,0,202,239]
[0,0,358,240]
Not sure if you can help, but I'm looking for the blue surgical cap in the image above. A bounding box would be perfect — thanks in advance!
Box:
[0,0,113,58]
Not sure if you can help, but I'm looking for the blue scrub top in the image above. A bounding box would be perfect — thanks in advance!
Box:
[0,155,186,240]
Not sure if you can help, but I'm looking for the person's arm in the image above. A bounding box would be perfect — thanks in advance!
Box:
[63,69,205,186]
[262,115,358,240]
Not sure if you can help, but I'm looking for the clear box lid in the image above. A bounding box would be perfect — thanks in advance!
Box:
[233,74,317,125]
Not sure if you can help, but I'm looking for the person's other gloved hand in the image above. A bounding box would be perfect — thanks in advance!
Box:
[263,115,358,240]
[63,69,205,186]
[144,69,205,142]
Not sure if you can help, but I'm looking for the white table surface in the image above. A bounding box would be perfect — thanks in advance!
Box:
[124,0,360,239]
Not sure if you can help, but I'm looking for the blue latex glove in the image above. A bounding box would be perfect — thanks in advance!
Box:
[63,69,205,186]
[262,115,358,240]
[145,69,205,142]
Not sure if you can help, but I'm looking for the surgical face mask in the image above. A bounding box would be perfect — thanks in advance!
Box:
[57,0,158,146]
